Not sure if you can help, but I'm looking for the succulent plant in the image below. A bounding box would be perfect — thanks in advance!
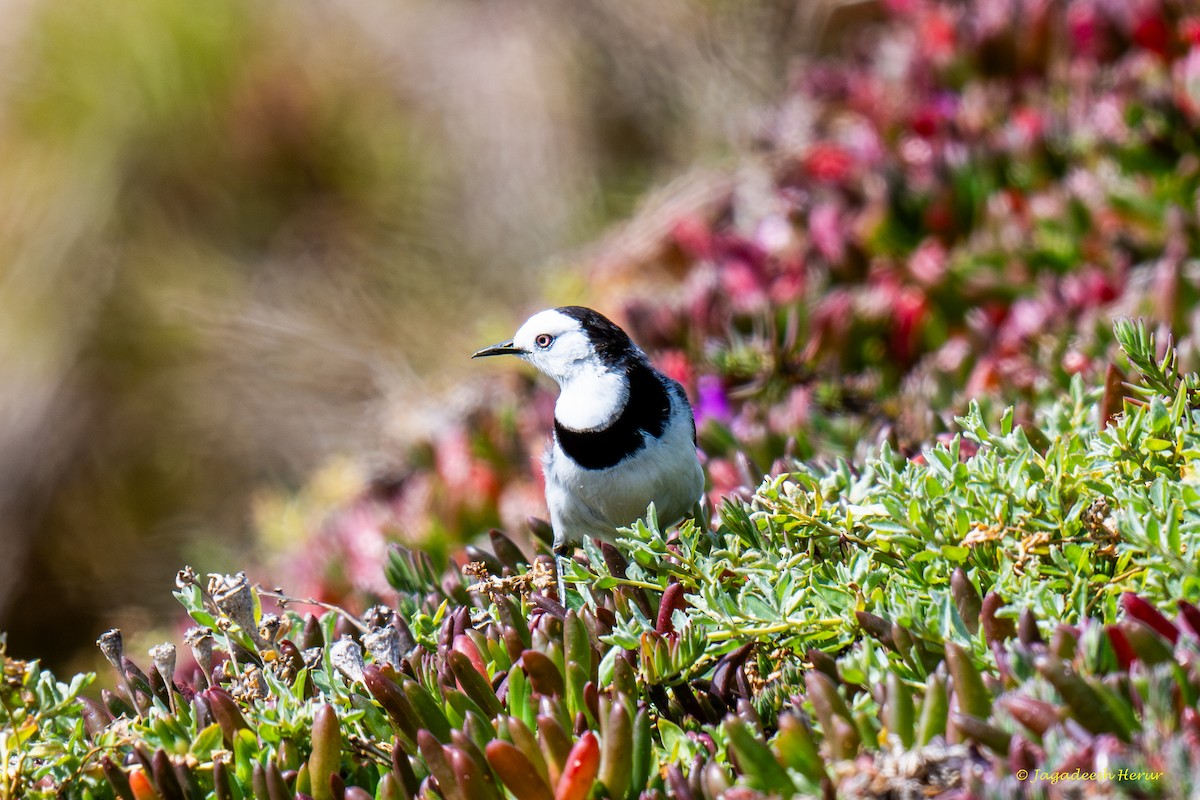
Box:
[3,320,1199,798]
[8,0,1200,796]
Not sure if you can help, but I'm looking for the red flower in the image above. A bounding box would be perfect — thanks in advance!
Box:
[1067,3,1101,58]
[891,285,928,363]
[1182,17,1200,47]
[918,8,958,63]
[911,107,941,139]
[1007,107,1044,150]
[802,143,855,183]
[1133,14,1170,59]
[656,349,695,391]
[1062,267,1120,309]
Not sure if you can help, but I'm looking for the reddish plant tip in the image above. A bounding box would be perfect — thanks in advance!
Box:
[1106,625,1135,671]
[655,582,688,636]
[128,770,163,800]
[554,732,599,800]
[452,634,489,680]
[1120,593,1179,645]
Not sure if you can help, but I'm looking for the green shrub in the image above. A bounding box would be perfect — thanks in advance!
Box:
[4,319,1200,799]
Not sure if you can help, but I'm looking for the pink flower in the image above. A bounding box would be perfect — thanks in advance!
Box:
[965,356,1002,398]
[435,426,475,489]
[882,0,919,15]
[706,457,743,502]
[716,237,771,313]
[754,214,796,254]
[1175,46,1200,120]
[1062,267,1120,309]
[997,297,1051,351]
[720,259,770,312]
[671,216,715,261]
[1005,107,1044,150]
[767,386,811,435]
[498,480,546,536]
[806,289,854,360]
[835,115,886,165]
[334,505,393,597]
[808,202,846,263]
[1062,350,1091,375]
[770,264,806,304]
[908,238,948,285]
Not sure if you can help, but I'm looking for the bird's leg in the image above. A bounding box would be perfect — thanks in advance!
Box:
[692,496,711,532]
[552,543,569,604]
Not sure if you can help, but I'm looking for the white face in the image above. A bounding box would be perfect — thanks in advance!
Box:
[511,309,629,429]
[511,309,594,384]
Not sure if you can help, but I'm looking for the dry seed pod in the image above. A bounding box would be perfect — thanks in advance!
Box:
[207,572,265,648]
[184,628,215,687]
[148,644,176,690]
[330,636,366,684]
[96,629,124,671]
[364,625,403,669]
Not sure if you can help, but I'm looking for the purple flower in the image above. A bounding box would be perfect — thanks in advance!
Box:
[695,375,733,426]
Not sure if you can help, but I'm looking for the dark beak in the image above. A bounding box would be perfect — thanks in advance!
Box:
[472,340,524,358]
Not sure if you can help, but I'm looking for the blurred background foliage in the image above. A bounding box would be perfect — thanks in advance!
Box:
[9,0,1200,682]
[0,0,844,669]
[238,0,1200,639]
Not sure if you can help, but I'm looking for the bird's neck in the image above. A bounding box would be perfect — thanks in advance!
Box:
[554,363,629,432]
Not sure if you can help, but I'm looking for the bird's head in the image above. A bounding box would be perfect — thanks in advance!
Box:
[473,306,638,386]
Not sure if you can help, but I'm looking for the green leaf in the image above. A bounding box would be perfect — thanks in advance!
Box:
[724,716,796,794]
[190,724,224,760]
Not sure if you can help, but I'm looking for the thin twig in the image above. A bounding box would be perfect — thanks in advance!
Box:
[256,588,368,632]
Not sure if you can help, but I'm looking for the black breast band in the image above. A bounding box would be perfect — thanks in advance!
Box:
[554,364,671,470]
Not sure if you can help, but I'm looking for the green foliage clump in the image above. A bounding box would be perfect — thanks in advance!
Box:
[4,319,1200,799]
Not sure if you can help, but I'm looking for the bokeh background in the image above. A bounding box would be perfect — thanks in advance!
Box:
[5,0,1199,678]
[0,0,859,670]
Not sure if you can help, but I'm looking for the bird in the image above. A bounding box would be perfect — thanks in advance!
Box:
[473,306,705,597]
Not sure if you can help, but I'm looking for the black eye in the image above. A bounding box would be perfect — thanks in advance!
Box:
[535,334,554,349]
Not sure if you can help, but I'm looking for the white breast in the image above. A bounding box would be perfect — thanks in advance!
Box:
[544,383,704,547]
[553,364,628,431]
